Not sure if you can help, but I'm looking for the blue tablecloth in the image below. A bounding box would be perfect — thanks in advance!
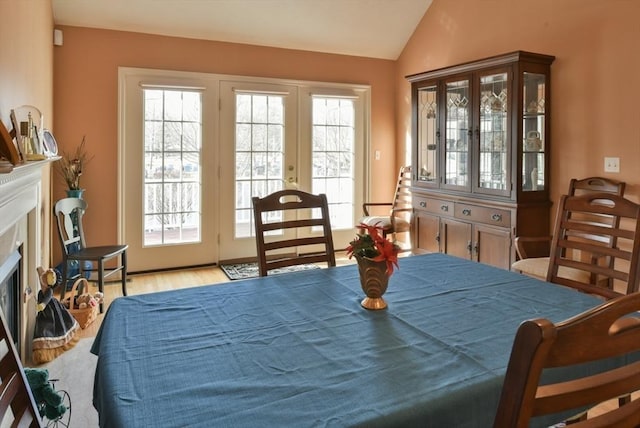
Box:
[91,253,606,427]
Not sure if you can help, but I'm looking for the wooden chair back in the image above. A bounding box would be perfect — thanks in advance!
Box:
[494,292,640,427]
[0,310,43,427]
[570,176,626,197]
[389,165,413,236]
[54,197,88,255]
[547,192,640,299]
[565,177,627,286]
[252,189,336,277]
[514,176,625,261]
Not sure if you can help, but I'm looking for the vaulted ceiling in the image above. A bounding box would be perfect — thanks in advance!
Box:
[52,0,432,60]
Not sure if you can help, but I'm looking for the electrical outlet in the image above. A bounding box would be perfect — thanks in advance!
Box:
[604,157,620,173]
[375,150,381,160]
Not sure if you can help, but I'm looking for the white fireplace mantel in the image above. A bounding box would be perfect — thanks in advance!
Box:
[0,158,57,360]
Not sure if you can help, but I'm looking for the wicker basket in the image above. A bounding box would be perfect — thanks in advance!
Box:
[62,278,98,329]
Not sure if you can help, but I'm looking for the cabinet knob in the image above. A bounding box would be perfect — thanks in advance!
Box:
[474,243,479,253]
[467,241,472,253]
[435,234,440,243]
[420,201,427,208]
[440,205,448,212]
[491,213,502,222]
[462,209,471,216]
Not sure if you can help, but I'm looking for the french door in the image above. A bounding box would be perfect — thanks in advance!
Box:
[120,69,218,272]
[121,68,368,270]
[219,83,366,261]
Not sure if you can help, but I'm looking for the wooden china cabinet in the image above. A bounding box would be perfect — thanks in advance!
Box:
[407,51,555,269]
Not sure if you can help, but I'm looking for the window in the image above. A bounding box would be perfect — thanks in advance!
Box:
[234,93,285,238]
[143,89,202,246]
[311,96,355,229]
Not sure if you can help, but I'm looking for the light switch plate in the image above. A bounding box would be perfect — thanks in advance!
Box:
[604,157,620,173]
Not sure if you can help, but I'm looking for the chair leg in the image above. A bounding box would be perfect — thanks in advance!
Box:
[121,250,128,296]
[98,259,105,313]
[59,258,69,301]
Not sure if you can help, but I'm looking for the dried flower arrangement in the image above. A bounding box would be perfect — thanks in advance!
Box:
[57,136,92,190]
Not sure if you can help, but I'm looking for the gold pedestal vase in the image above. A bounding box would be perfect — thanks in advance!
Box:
[356,257,389,310]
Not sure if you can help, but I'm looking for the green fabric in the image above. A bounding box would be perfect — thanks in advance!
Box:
[25,367,66,419]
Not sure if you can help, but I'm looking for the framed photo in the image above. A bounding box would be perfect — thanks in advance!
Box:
[42,129,59,156]
[0,119,21,165]
[9,109,25,162]
[11,105,44,158]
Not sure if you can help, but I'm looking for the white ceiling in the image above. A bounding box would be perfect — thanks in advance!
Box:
[51,0,432,60]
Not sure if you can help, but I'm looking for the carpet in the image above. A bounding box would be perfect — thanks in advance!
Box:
[220,262,320,280]
[40,338,98,427]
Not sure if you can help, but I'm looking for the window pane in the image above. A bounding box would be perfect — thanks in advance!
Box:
[234,93,285,238]
[311,97,355,230]
[143,89,202,246]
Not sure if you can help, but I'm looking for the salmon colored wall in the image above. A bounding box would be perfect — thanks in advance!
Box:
[397,0,640,212]
[0,1,53,126]
[0,0,54,267]
[53,27,397,263]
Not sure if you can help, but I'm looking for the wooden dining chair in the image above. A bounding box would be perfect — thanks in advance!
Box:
[358,165,412,242]
[252,189,336,277]
[0,310,43,428]
[546,192,640,299]
[54,197,128,313]
[494,292,640,428]
[512,177,626,284]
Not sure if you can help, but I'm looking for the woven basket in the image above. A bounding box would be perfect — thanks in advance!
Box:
[62,278,98,329]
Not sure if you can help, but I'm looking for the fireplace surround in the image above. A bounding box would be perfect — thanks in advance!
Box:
[0,159,55,361]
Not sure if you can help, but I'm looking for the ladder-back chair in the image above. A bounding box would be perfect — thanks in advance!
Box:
[252,189,336,277]
[54,197,128,313]
[358,165,412,241]
[494,292,640,427]
[512,177,626,284]
[0,310,43,427]
[546,192,640,299]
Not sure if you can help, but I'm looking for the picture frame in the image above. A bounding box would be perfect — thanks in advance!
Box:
[9,109,25,162]
[11,105,44,158]
[42,129,59,156]
[0,119,21,165]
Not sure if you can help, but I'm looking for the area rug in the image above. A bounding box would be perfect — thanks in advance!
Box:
[220,262,320,280]
[40,337,98,427]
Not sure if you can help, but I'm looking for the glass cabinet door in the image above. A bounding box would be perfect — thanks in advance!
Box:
[444,78,471,190]
[478,71,508,193]
[417,85,438,184]
[522,72,547,191]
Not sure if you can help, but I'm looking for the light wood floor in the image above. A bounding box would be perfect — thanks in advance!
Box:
[74,265,231,339]
[75,254,358,339]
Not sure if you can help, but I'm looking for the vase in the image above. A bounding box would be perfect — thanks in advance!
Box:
[356,257,389,310]
[66,189,84,199]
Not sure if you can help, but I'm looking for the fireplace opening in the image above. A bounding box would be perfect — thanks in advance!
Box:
[0,247,21,355]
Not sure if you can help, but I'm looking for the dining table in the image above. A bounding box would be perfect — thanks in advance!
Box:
[91,253,612,427]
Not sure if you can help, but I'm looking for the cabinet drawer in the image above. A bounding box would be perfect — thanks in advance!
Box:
[454,203,511,228]
[413,197,454,217]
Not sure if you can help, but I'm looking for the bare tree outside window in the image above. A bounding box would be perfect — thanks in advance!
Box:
[311,97,355,229]
[234,94,285,238]
[143,89,202,246]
